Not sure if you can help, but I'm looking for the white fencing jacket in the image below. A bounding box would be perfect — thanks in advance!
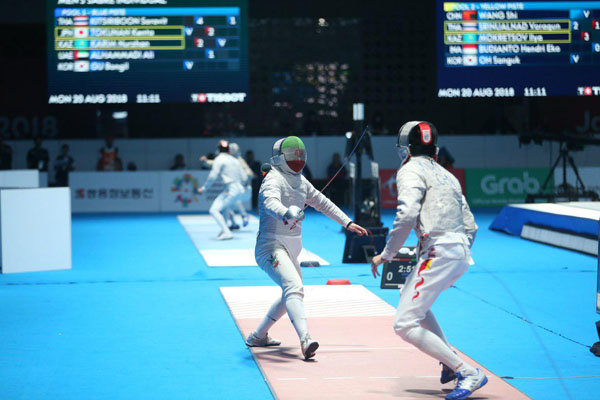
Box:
[201,152,246,191]
[381,156,477,261]
[257,167,352,241]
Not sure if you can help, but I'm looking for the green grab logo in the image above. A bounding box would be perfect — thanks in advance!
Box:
[466,168,554,207]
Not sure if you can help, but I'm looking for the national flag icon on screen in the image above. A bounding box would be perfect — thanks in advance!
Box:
[73,16,89,26]
[462,33,477,44]
[463,44,477,55]
[198,93,207,102]
[74,40,89,49]
[74,27,89,38]
[74,50,89,59]
[463,54,478,66]
[462,10,477,20]
[462,21,477,32]
[585,86,593,95]
[73,60,89,72]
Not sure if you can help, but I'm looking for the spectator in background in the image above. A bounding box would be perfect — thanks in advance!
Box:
[245,150,261,209]
[170,153,186,170]
[54,144,74,187]
[199,153,215,170]
[0,138,12,170]
[97,136,123,171]
[326,152,347,205]
[437,147,455,170]
[126,162,137,171]
[27,137,50,171]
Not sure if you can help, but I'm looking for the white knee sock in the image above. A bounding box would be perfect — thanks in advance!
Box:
[402,326,477,375]
[420,311,451,348]
[255,296,286,338]
[285,294,308,340]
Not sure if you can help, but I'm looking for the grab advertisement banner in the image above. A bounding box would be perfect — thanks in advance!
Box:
[465,168,554,207]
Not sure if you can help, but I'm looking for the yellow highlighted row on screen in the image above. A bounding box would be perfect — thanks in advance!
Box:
[54,25,184,41]
[443,20,571,35]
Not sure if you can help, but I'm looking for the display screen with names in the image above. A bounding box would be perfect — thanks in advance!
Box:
[46,0,248,104]
[438,1,600,97]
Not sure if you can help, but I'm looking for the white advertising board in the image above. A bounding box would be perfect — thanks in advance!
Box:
[0,188,71,273]
[70,172,160,213]
[69,170,251,213]
[160,170,250,212]
[160,170,222,212]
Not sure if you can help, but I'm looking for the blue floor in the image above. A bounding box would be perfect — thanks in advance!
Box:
[0,209,598,400]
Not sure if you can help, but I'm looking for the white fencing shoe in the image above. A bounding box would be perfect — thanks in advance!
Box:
[300,334,319,360]
[445,368,488,400]
[245,332,281,347]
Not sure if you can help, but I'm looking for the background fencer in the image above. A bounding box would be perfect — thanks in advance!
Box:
[222,142,253,230]
[245,136,369,359]
[197,140,247,240]
[370,122,487,400]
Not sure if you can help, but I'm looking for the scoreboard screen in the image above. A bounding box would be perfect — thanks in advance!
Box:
[46,0,248,104]
[437,1,600,98]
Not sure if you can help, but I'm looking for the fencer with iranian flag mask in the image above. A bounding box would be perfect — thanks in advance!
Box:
[370,122,486,400]
[245,136,368,360]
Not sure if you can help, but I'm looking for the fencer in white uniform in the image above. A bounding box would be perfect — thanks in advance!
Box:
[245,136,368,359]
[223,142,253,229]
[197,140,247,240]
[370,122,486,400]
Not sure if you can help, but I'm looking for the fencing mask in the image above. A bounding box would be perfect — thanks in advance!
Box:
[229,142,240,158]
[397,121,438,166]
[270,136,307,174]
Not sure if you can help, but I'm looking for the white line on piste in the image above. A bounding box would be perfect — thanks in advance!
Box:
[324,377,354,380]
[369,376,438,379]
[368,376,404,379]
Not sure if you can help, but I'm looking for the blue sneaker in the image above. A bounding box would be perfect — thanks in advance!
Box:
[440,362,456,384]
[445,369,488,400]
[242,215,249,227]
